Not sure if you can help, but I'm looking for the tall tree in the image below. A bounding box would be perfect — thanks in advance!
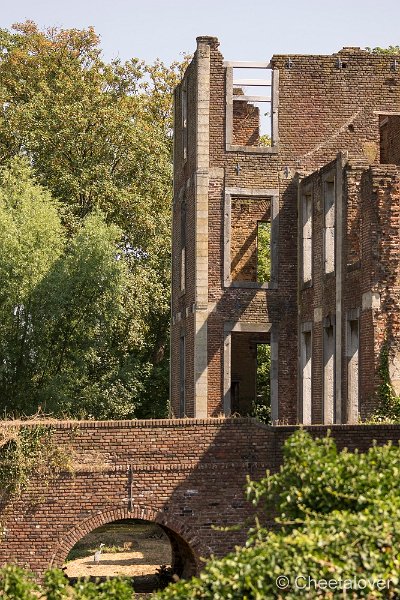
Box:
[0,158,146,418]
[0,22,189,418]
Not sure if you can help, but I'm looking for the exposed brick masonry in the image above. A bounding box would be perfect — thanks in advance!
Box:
[171,37,400,425]
[2,418,400,578]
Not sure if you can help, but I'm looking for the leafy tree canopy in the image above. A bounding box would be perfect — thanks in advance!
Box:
[0,158,148,419]
[0,21,190,418]
[366,45,400,54]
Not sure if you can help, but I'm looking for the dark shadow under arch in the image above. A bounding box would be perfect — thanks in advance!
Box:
[50,506,199,579]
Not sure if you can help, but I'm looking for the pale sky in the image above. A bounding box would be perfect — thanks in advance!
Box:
[1,0,400,65]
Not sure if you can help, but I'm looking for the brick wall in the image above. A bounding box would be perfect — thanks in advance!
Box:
[232,100,259,146]
[2,418,400,579]
[0,418,272,576]
[171,38,400,423]
[370,166,400,399]
[298,158,400,422]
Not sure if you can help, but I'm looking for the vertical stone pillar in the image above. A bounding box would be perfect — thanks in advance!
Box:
[193,37,211,417]
[335,152,347,423]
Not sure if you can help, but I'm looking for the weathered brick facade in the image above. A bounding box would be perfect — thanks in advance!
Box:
[171,37,400,424]
[0,419,271,576]
[2,418,400,577]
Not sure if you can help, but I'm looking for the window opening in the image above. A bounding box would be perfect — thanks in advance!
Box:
[182,80,188,161]
[301,193,312,283]
[180,202,186,292]
[231,66,272,147]
[230,197,271,283]
[179,335,185,417]
[230,332,269,419]
[347,319,359,423]
[323,321,335,424]
[256,221,271,283]
[379,114,400,165]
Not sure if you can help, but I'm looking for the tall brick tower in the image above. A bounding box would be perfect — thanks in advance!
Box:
[171,36,400,424]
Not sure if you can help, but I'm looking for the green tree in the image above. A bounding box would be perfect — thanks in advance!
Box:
[0,159,146,418]
[366,45,400,54]
[0,21,189,417]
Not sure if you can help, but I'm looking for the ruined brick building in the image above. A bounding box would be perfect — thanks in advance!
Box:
[170,36,400,425]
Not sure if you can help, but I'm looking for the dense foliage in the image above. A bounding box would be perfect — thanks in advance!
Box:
[0,159,141,418]
[152,430,400,599]
[0,21,188,418]
[0,565,134,599]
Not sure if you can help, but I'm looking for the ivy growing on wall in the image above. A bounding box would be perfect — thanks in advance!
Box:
[372,345,400,423]
[0,424,73,500]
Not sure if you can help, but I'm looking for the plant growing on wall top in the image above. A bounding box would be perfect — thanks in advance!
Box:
[0,421,73,500]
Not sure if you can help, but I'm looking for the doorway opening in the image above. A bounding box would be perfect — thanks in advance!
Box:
[230,332,271,424]
[63,518,195,593]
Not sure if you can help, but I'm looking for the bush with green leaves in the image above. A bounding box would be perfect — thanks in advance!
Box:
[152,429,400,599]
[0,565,135,599]
[248,427,400,519]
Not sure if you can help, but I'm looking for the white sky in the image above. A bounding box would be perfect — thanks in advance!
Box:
[1,0,400,65]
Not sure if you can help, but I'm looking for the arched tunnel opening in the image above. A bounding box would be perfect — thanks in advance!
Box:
[63,518,197,593]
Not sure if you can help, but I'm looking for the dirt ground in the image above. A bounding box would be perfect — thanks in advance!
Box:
[64,521,172,579]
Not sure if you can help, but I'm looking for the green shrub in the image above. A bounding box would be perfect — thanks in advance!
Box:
[0,565,38,600]
[248,428,400,520]
[153,430,400,599]
[0,566,135,599]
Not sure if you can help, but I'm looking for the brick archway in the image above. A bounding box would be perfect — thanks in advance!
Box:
[0,418,272,576]
[50,505,200,576]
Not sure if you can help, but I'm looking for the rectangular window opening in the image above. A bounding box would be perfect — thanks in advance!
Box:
[231,67,272,148]
[180,202,186,292]
[230,197,271,284]
[323,322,335,424]
[230,332,269,420]
[182,81,188,161]
[324,179,335,274]
[379,114,400,165]
[179,335,185,417]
